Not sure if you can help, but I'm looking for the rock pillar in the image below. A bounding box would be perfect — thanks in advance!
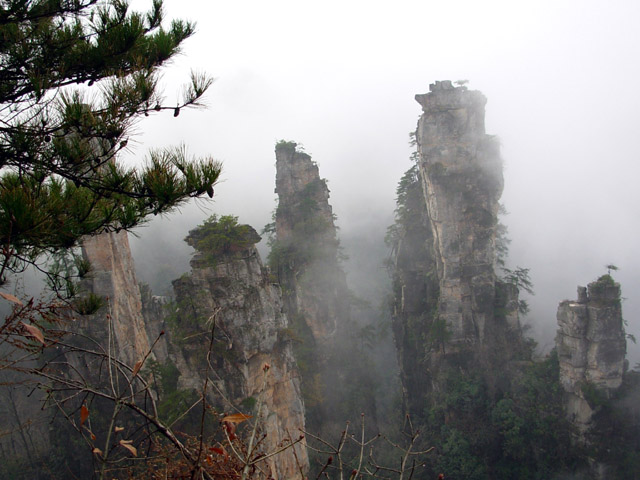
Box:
[556,276,627,432]
[415,80,504,345]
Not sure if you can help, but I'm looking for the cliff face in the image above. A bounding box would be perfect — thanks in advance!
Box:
[272,142,348,341]
[390,81,521,418]
[167,221,308,479]
[80,231,151,365]
[270,143,380,434]
[556,276,627,432]
[415,80,505,345]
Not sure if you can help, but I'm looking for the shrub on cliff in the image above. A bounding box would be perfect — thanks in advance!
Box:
[185,215,260,261]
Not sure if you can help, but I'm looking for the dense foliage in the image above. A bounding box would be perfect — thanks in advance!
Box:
[0,0,221,282]
[185,214,259,264]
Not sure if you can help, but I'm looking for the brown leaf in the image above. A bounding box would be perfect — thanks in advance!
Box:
[114,426,124,433]
[222,421,237,440]
[21,322,45,345]
[131,360,143,378]
[0,291,22,305]
[210,446,226,456]
[92,447,102,455]
[80,405,89,427]
[221,413,252,424]
[90,431,96,441]
[119,439,137,456]
[210,446,229,463]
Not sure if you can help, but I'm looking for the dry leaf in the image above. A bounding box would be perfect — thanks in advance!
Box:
[210,446,229,463]
[131,360,143,378]
[210,446,226,456]
[90,431,96,441]
[119,439,137,456]
[221,413,252,424]
[222,421,237,440]
[0,291,22,305]
[80,405,89,427]
[92,448,102,455]
[21,322,45,345]
[114,426,124,433]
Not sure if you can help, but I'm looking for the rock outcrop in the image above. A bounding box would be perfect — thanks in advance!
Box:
[415,80,505,345]
[390,81,522,418]
[556,276,627,432]
[272,142,348,342]
[80,231,151,365]
[166,218,308,478]
[270,142,379,434]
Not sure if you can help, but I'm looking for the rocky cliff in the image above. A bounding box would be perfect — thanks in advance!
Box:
[269,142,379,434]
[556,276,627,432]
[271,142,348,342]
[415,80,506,345]
[164,217,308,478]
[390,81,522,418]
[80,231,152,366]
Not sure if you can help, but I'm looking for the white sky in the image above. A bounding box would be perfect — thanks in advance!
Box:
[126,0,640,363]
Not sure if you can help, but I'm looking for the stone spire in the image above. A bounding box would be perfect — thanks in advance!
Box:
[272,141,348,341]
[170,221,308,478]
[415,80,505,344]
[390,82,520,417]
[556,276,627,432]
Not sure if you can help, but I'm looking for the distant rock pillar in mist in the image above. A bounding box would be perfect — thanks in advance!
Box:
[556,277,627,433]
[81,231,151,366]
[273,142,349,341]
[414,80,504,345]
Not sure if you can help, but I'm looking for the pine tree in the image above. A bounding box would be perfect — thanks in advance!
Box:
[0,0,221,281]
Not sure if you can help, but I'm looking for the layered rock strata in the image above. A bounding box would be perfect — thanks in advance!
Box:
[556,276,627,432]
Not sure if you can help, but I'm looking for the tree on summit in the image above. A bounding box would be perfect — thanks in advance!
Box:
[0,0,221,284]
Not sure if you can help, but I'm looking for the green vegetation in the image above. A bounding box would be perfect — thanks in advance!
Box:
[0,0,221,285]
[275,139,299,150]
[500,266,534,315]
[588,368,640,479]
[185,214,257,264]
[415,352,583,479]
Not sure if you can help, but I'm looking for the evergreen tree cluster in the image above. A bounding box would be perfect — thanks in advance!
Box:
[0,0,221,281]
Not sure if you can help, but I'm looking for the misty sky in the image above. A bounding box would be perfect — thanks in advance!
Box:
[125,0,640,363]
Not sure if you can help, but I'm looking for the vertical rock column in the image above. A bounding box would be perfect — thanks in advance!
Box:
[273,142,348,342]
[81,231,151,366]
[556,276,627,432]
[414,80,504,345]
[170,223,308,479]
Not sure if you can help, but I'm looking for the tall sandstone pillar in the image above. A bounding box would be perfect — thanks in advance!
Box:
[273,142,349,342]
[415,80,504,345]
[391,82,520,417]
[556,277,627,432]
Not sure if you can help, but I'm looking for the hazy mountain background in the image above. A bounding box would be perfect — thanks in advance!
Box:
[124,0,640,365]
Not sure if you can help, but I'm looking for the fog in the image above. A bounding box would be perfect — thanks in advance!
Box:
[125,0,640,364]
